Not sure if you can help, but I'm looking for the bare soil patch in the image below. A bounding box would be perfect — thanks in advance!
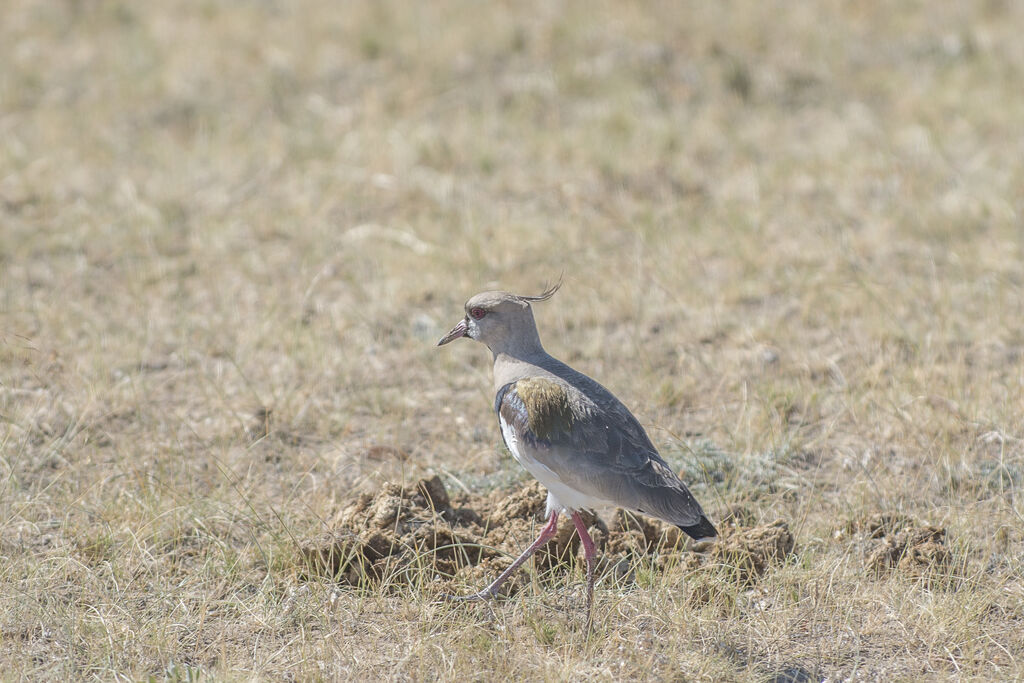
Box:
[302,476,795,594]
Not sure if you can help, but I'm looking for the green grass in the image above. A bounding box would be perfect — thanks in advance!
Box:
[2,0,1023,679]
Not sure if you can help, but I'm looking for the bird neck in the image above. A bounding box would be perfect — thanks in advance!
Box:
[491,344,551,392]
[486,318,545,361]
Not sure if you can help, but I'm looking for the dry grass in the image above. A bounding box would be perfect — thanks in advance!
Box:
[2,0,1023,679]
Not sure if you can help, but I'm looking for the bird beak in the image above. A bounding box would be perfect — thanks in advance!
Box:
[437,319,468,346]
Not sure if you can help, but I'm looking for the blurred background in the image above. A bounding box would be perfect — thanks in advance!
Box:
[1,0,1022,678]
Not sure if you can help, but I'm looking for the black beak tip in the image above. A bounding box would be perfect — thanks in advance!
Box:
[437,319,469,347]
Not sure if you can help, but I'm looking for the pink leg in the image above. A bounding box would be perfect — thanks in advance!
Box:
[570,511,597,628]
[449,511,560,601]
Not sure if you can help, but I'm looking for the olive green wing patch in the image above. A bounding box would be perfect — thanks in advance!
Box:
[504,377,577,441]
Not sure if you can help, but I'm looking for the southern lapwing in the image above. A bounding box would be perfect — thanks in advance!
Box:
[437,282,717,625]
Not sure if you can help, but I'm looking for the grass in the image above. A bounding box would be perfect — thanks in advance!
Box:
[2,0,1023,679]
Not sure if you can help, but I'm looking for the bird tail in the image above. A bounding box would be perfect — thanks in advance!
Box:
[678,515,718,540]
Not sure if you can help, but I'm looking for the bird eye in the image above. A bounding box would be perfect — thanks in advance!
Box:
[469,307,487,320]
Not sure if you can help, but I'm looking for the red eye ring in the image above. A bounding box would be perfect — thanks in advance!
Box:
[469,307,487,320]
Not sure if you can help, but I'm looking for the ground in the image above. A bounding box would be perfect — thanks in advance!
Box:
[1,0,1023,680]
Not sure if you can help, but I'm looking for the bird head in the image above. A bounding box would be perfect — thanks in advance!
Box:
[437,281,561,356]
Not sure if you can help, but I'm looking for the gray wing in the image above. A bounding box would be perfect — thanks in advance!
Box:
[495,380,717,539]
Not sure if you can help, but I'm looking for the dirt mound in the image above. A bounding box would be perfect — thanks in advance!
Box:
[687,519,795,585]
[838,513,952,579]
[301,477,581,591]
[302,476,796,594]
[301,477,494,586]
[867,525,951,577]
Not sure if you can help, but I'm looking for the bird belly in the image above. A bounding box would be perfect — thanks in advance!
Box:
[499,414,615,514]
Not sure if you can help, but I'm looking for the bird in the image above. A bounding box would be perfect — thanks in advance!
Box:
[437,281,717,626]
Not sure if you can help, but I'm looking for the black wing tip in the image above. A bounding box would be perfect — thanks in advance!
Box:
[678,516,718,540]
